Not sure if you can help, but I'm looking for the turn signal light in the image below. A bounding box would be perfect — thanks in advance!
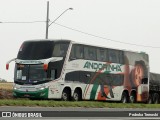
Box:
[6,64,9,70]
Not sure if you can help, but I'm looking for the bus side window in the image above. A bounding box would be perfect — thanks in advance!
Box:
[119,51,124,64]
[97,48,107,61]
[76,45,84,59]
[84,46,96,61]
[108,49,119,63]
[51,69,56,80]
[70,44,84,60]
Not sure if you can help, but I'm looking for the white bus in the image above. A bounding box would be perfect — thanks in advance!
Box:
[6,39,149,103]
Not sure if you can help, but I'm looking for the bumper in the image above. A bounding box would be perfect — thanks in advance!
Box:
[13,88,49,99]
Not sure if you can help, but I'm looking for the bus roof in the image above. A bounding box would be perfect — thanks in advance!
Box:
[23,39,71,43]
[24,39,148,55]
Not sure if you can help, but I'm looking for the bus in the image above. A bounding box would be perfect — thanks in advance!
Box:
[6,39,149,103]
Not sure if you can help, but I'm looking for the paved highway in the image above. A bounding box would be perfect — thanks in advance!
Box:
[0,106,160,120]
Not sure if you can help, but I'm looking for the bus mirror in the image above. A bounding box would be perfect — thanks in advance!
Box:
[6,58,16,70]
[6,64,9,70]
[43,64,48,71]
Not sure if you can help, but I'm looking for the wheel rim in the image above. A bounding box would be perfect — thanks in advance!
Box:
[154,94,159,104]
[121,92,128,103]
[62,92,68,101]
[123,98,126,103]
[130,96,135,103]
[73,93,79,101]
[122,96,126,103]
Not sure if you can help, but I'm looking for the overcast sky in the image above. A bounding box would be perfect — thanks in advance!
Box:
[1,0,160,82]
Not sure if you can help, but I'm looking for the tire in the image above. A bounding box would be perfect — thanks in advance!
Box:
[147,94,153,104]
[61,89,71,101]
[121,92,128,103]
[129,92,136,103]
[72,89,82,101]
[153,93,159,104]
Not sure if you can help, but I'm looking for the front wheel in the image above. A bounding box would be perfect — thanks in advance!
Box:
[61,89,71,101]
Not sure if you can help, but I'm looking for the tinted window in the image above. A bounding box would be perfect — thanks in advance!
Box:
[108,49,124,63]
[97,74,124,86]
[108,49,118,63]
[97,48,108,61]
[52,43,69,57]
[84,46,96,60]
[111,74,124,86]
[17,41,54,60]
[119,51,124,64]
[70,44,84,59]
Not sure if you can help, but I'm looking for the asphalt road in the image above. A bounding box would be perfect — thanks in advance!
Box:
[0,107,160,120]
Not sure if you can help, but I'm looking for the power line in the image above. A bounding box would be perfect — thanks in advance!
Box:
[0,21,45,23]
[0,20,160,48]
[54,22,160,49]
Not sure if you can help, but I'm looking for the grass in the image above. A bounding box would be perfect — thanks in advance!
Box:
[0,82,13,90]
[0,99,160,108]
[0,82,13,99]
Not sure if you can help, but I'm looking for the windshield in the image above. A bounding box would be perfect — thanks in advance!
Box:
[17,41,54,60]
[15,64,50,85]
[17,40,70,60]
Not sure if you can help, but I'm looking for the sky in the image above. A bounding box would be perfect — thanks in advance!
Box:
[0,0,160,82]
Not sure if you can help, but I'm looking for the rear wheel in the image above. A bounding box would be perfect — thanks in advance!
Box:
[147,94,153,104]
[130,92,136,103]
[153,93,159,104]
[121,92,128,103]
[72,89,82,101]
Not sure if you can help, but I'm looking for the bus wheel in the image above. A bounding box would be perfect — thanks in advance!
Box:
[153,93,159,104]
[121,92,128,103]
[130,92,136,103]
[72,89,82,101]
[62,89,71,101]
[147,94,153,104]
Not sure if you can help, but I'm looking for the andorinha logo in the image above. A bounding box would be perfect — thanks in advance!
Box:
[83,61,122,72]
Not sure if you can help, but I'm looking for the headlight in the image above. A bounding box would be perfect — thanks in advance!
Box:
[13,87,17,90]
[39,87,45,90]
[13,85,19,90]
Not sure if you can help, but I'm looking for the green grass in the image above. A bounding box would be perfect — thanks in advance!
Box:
[0,99,160,108]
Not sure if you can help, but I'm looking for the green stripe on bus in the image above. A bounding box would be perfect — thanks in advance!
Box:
[90,84,99,100]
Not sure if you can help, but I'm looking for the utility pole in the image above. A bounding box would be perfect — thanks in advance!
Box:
[45,1,73,39]
[45,1,49,39]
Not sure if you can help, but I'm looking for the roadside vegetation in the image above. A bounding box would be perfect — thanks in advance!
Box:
[0,99,160,108]
[0,82,13,99]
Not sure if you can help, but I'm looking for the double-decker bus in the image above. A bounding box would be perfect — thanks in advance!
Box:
[6,39,149,103]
